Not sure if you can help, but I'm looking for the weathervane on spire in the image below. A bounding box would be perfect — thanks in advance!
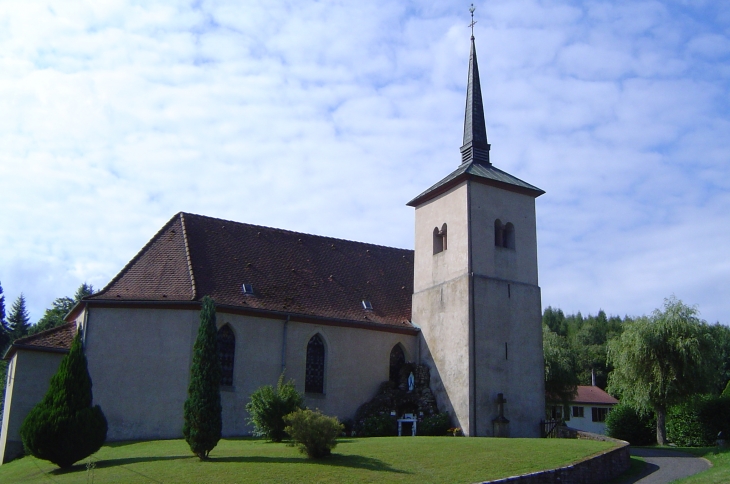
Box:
[468,4,477,39]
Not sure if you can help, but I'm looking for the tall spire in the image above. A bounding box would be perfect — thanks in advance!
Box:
[460,5,490,165]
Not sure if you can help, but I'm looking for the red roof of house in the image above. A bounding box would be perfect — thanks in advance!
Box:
[3,322,76,360]
[88,212,415,330]
[573,386,619,405]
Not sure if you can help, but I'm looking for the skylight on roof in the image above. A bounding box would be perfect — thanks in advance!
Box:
[242,284,254,295]
[362,300,373,310]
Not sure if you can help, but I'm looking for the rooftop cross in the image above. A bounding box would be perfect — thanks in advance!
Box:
[469,4,477,39]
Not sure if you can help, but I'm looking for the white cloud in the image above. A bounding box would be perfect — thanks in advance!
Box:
[0,0,728,326]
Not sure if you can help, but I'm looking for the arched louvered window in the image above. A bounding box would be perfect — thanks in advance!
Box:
[495,219,504,247]
[217,324,235,386]
[390,344,405,383]
[503,222,515,249]
[305,334,325,394]
[433,224,447,254]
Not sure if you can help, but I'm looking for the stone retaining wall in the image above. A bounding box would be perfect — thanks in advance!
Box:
[481,431,630,484]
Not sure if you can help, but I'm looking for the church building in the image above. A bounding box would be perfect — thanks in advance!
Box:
[1,33,545,464]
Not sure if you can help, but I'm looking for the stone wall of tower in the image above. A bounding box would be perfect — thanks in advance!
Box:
[412,182,473,435]
[469,182,544,437]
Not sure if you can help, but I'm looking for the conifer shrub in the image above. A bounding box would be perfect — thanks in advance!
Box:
[666,395,730,446]
[419,412,452,436]
[246,374,305,442]
[284,409,344,459]
[183,296,222,459]
[605,404,655,445]
[20,332,107,469]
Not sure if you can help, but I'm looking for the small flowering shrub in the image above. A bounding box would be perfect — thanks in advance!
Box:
[284,409,344,459]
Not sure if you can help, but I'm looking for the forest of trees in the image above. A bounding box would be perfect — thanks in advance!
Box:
[543,297,730,444]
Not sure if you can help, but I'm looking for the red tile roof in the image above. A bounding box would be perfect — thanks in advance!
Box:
[573,386,619,405]
[90,212,415,330]
[4,322,76,360]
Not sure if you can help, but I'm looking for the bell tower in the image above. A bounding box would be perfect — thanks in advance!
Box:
[409,22,545,437]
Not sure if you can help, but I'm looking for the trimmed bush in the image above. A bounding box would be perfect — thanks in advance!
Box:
[284,409,344,459]
[246,374,305,442]
[420,413,452,436]
[183,296,222,459]
[605,404,655,445]
[20,332,107,469]
[667,395,730,446]
[358,414,397,437]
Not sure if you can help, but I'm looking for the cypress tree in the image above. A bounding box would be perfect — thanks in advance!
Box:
[20,331,107,468]
[183,296,222,459]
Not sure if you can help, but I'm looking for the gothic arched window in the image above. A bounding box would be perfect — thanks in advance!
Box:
[389,344,405,383]
[217,324,235,386]
[305,334,325,394]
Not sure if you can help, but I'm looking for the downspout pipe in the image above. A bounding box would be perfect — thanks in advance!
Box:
[281,314,289,374]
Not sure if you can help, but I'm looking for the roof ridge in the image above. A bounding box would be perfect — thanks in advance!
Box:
[94,213,186,298]
[179,213,197,300]
[180,212,414,253]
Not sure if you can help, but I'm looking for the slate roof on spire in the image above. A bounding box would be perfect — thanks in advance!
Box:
[407,35,544,207]
[461,36,490,166]
[87,212,415,331]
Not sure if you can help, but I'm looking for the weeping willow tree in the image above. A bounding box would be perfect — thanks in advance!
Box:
[607,297,717,445]
[543,325,579,404]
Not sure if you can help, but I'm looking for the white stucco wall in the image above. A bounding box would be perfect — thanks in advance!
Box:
[411,179,544,438]
[84,305,418,441]
[470,182,544,438]
[0,350,66,464]
[412,183,473,434]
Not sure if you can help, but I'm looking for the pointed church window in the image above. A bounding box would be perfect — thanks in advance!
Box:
[390,344,405,383]
[217,324,235,387]
[305,334,325,394]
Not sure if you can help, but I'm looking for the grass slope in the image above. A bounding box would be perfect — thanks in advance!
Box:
[0,437,616,483]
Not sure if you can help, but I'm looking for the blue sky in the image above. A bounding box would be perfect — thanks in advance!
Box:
[1,0,728,325]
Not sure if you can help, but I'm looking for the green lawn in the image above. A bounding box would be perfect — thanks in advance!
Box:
[0,437,618,483]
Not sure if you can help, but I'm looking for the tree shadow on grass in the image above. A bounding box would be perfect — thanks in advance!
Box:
[209,454,411,474]
[49,455,193,475]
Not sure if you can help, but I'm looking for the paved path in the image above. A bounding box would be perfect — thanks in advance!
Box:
[615,448,711,484]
